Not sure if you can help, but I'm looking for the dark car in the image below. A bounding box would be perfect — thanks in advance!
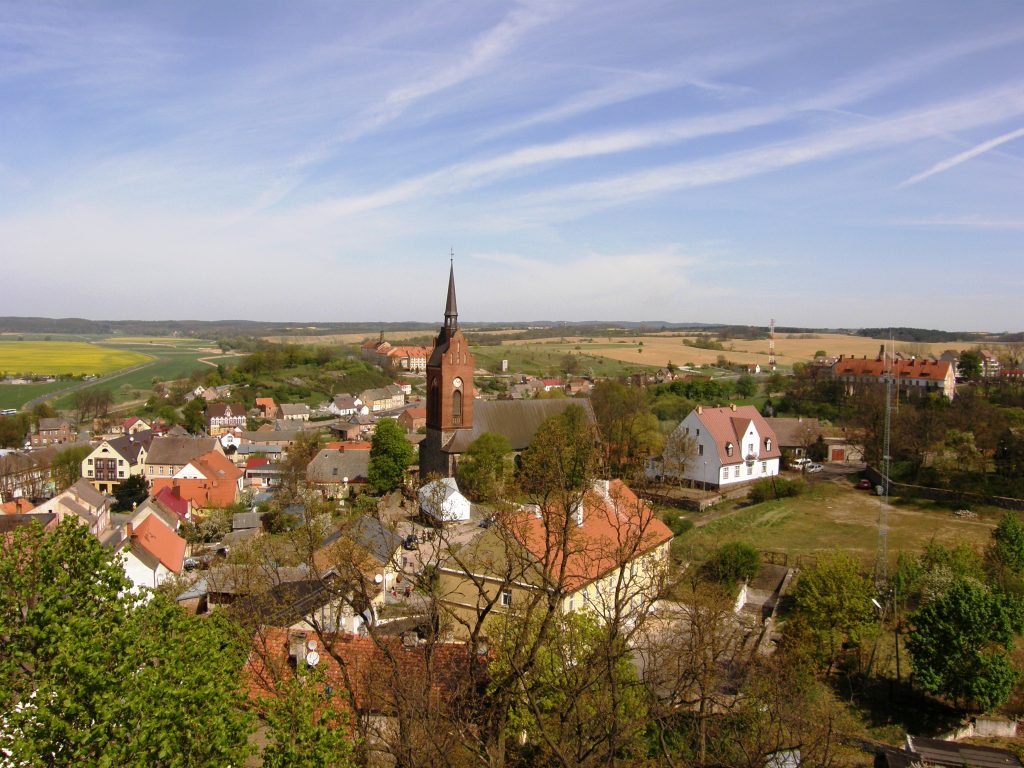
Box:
[857,478,873,490]
[402,534,418,551]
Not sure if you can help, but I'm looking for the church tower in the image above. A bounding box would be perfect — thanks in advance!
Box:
[420,260,475,476]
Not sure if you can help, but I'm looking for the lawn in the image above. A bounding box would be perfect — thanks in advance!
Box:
[0,341,152,376]
[672,479,1000,570]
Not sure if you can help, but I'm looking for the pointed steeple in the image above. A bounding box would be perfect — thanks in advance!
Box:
[444,254,458,333]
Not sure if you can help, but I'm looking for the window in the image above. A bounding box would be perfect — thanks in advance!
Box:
[762,461,767,472]
[765,438,772,452]
[332,467,338,476]
[87,458,93,464]
[746,464,752,475]
[451,390,462,426]
[747,443,753,455]
[567,595,575,612]
[696,428,700,436]
[684,427,689,435]
[118,472,125,478]
[500,589,512,608]
[698,444,704,456]
[725,442,733,457]
[733,466,740,478]
[118,459,124,466]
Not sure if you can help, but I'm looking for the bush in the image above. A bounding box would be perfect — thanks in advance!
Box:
[749,477,806,504]
[704,542,760,584]
[665,514,694,538]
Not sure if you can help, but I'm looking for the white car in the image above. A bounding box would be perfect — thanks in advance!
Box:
[790,458,810,470]
[804,463,824,473]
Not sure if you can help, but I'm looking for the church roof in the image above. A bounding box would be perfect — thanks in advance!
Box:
[445,399,596,454]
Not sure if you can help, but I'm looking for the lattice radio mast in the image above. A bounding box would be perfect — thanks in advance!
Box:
[768,318,776,370]
[875,338,894,588]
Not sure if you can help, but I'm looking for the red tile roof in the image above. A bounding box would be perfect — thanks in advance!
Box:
[246,457,270,469]
[506,480,672,593]
[131,515,186,574]
[1,498,36,515]
[694,405,782,465]
[152,486,190,520]
[831,356,952,381]
[245,627,479,716]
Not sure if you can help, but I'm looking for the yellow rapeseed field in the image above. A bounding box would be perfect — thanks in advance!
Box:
[0,342,153,376]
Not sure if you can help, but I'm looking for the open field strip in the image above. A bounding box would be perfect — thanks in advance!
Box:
[99,336,213,346]
[263,330,432,345]
[0,341,153,376]
[501,333,964,369]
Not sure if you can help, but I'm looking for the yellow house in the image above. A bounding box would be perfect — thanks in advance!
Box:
[438,479,673,639]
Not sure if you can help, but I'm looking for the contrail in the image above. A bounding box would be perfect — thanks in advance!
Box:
[899,125,1024,187]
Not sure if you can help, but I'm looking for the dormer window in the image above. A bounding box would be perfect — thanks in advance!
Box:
[725,442,734,457]
[765,438,772,452]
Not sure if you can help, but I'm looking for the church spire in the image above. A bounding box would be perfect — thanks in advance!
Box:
[444,252,458,333]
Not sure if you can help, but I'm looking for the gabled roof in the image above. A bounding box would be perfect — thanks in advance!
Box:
[68,477,110,509]
[152,486,190,519]
[205,402,246,419]
[279,403,310,416]
[103,432,153,463]
[693,406,782,465]
[130,516,186,574]
[0,512,55,533]
[831,356,952,380]
[37,417,72,432]
[445,398,597,454]
[306,448,370,483]
[187,450,243,483]
[348,515,404,565]
[146,436,219,466]
[905,735,1023,768]
[499,480,673,593]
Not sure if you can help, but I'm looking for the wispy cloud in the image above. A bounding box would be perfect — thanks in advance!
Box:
[889,214,1024,231]
[898,126,1024,187]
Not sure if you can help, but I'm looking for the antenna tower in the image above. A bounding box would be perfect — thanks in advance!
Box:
[875,338,893,588]
[768,318,776,370]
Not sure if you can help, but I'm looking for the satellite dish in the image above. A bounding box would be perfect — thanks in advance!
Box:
[307,639,317,651]
[374,574,383,584]
[306,651,320,667]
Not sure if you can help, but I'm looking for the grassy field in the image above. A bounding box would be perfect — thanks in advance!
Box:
[100,336,213,346]
[502,332,970,370]
[0,341,152,376]
[471,343,656,378]
[672,478,1000,569]
[0,381,69,409]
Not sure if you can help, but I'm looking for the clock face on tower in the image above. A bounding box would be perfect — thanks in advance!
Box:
[452,377,463,389]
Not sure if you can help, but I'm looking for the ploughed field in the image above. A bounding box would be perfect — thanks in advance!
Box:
[0,341,153,376]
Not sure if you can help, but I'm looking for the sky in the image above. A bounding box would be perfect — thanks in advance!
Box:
[1,1,1023,331]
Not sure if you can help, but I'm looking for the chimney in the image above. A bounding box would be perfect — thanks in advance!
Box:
[125,522,134,540]
[288,630,307,666]
[696,405,703,415]
[730,403,737,412]
[571,499,584,528]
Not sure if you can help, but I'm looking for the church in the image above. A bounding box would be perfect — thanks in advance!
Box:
[419,263,596,477]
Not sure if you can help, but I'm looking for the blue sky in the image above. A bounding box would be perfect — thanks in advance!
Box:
[2,1,1023,330]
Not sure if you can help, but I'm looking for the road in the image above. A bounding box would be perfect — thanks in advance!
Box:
[19,360,158,412]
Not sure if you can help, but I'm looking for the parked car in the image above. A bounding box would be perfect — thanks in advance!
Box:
[857,478,873,490]
[804,463,824,473]
[402,534,418,551]
[790,458,810,470]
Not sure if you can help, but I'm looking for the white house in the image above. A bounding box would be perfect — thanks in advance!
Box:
[418,477,471,523]
[117,516,186,592]
[651,404,781,489]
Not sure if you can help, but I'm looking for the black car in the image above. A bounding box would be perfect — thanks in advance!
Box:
[402,534,418,550]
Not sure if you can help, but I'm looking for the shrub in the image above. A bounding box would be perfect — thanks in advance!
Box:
[749,477,806,504]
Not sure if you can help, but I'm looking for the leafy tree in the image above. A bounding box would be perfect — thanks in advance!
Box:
[181,395,206,433]
[986,512,1024,592]
[456,432,512,502]
[703,541,760,585]
[590,380,663,481]
[790,551,875,674]
[907,577,1024,711]
[51,444,91,490]
[0,412,31,448]
[279,429,322,501]
[520,404,601,497]
[113,474,149,511]
[661,427,698,485]
[957,349,982,381]
[735,372,758,398]
[261,667,358,768]
[368,418,415,494]
[0,519,254,766]
[30,401,56,426]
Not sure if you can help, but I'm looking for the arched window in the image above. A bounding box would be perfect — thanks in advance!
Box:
[765,437,772,452]
[429,380,440,424]
[452,389,462,426]
[725,442,734,457]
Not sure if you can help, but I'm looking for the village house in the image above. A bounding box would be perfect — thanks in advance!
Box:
[830,353,956,399]
[305,446,371,498]
[149,450,243,510]
[397,405,427,433]
[650,405,781,489]
[438,479,672,638]
[34,478,113,538]
[30,417,76,448]
[144,435,223,481]
[82,432,153,494]
[278,403,311,422]
[117,516,187,592]
[0,448,57,502]
[980,350,1002,378]
[244,458,283,491]
[327,394,368,417]
[386,345,431,373]
[205,403,248,436]
[255,397,278,419]
[359,385,406,412]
